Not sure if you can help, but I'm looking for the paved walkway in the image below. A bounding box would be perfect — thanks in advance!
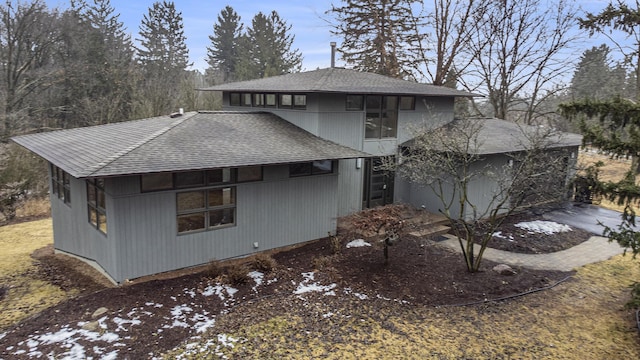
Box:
[436,235,627,271]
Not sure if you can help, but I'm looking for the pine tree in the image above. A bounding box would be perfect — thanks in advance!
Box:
[206,5,242,83]
[327,0,419,78]
[236,11,302,80]
[136,1,191,116]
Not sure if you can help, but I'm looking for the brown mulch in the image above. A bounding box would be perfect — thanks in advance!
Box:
[0,214,580,359]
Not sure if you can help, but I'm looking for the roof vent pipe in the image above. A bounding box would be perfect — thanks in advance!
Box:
[330,42,336,68]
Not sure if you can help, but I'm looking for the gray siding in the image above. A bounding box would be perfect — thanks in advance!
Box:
[50,170,118,280]
[109,164,339,282]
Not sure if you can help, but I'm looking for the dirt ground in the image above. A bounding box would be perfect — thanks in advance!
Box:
[0,215,600,359]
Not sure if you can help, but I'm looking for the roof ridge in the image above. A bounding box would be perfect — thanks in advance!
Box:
[84,113,195,177]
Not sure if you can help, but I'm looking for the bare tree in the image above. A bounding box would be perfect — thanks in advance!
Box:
[385,118,575,272]
[461,0,578,125]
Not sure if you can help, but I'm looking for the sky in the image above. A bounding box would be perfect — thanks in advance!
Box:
[42,0,624,75]
[45,0,339,72]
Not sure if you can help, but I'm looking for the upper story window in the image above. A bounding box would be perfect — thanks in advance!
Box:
[399,96,415,110]
[289,160,336,177]
[366,95,398,139]
[51,164,71,205]
[346,95,364,111]
[140,166,263,193]
[228,92,306,110]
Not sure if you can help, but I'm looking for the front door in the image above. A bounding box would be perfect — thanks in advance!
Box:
[362,157,394,209]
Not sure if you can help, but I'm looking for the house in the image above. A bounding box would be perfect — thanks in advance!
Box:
[12,66,580,283]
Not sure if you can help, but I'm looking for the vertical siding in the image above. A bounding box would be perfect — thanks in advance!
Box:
[110,165,340,282]
[337,159,364,216]
[51,174,119,280]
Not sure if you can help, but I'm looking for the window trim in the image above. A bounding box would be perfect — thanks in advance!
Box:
[87,178,107,235]
[176,186,237,234]
[51,164,71,205]
[289,160,336,177]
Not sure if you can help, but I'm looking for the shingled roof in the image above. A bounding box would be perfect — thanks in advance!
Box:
[12,111,370,178]
[200,67,476,97]
[402,118,582,155]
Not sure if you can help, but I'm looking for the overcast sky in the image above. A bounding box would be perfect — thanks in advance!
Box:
[43,0,623,74]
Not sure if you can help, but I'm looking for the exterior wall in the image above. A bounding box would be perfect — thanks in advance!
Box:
[49,168,118,280]
[108,164,339,282]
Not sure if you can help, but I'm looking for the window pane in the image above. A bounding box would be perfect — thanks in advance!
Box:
[365,113,381,139]
[242,93,252,106]
[230,93,240,106]
[178,213,205,233]
[96,178,105,189]
[141,173,173,192]
[210,208,235,228]
[88,206,98,226]
[346,95,364,110]
[280,94,292,107]
[290,162,312,177]
[265,93,277,107]
[381,111,398,138]
[98,212,107,234]
[176,171,205,188]
[366,95,382,110]
[177,191,205,211]
[207,168,233,184]
[312,160,333,174]
[209,187,235,207]
[97,189,106,209]
[384,96,398,110]
[87,184,96,205]
[253,93,264,107]
[293,94,306,109]
[399,96,415,110]
[237,166,262,182]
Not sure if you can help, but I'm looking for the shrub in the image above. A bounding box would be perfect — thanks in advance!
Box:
[329,233,342,255]
[252,253,277,273]
[203,259,223,279]
[226,264,250,285]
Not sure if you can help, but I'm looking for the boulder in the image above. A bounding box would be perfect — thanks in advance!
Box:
[91,307,109,319]
[493,264,517,276]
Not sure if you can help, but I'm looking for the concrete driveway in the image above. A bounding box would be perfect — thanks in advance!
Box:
[542,203,637,235]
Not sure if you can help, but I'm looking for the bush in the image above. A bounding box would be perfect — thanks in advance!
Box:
[252,253,276,273]
[203,260,223,279]
[626,282,640,310]
[329,233,342,255]
[226,264,250,285]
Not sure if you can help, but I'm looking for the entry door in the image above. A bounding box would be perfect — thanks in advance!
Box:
[362,157,394,209]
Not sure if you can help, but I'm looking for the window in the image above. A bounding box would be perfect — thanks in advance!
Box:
[265,93,277,107]
[229,93,241,106]
[279,94,292,108]
[241,93,252,106]
[365,95,398,139]
[141,173,173,192]
[87,178,107,235]
[177,187,236,234]
[399,96,415,110]
[293,95,307,109]
[253,93,265,107]
[346,95,364,111]
[141,166,262,192]
[51,164,71,205]
[290,160,335,177]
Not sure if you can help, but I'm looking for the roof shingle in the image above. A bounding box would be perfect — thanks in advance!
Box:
[12,111,370,178]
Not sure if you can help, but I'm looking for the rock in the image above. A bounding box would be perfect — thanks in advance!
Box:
[92,307,109,319]
[493,264,517,276]
[82,320,100,332]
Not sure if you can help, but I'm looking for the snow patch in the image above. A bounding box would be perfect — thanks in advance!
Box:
[293,272,337,295]
[515,220,572,235]
[346,239,371,248]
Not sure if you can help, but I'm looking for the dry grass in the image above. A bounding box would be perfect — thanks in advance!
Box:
[179,254,640,359]
[16,197,51,218]
[578,150,637,212]
[0,219,75,331]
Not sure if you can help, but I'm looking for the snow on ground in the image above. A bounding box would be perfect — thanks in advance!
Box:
[346,239,371,248]
[492,231,515,241]
[293,272,337,296]
[514,220,572,235]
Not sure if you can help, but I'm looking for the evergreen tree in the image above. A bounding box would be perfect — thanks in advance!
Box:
[136,1,191,116]
[328,0,419,78]
[569,44,631,101]
[206,5,242,83]
[236,11,302,80]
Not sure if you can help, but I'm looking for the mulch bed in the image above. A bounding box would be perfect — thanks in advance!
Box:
[0,212,581,359]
